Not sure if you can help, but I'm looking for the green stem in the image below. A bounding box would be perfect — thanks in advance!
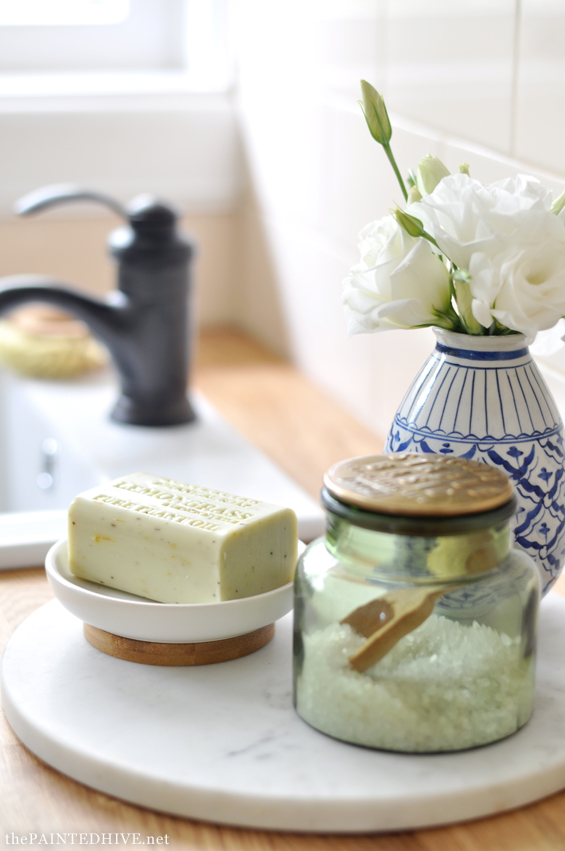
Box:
[435,310,459,330]
[384,143,408,201]
[422,228,441,251]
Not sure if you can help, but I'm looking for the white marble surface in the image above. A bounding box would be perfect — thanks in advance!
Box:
[3,596,565,833]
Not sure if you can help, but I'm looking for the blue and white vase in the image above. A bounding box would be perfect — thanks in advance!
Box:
[386,327,565,595]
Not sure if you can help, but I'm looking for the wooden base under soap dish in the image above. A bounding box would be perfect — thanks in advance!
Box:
[83,622,275,666]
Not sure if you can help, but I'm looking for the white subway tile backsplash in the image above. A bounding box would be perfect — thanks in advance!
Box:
[384,0,516,154]
[438,137,564,198]
[239,210,436,437]
[515,0,565,174]
[232,0,565,437]
[234,0,386,96]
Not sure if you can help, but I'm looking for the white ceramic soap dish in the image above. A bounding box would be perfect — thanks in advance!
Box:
[45,539,302,666]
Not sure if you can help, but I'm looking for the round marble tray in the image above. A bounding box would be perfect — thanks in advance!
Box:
[3,597,565,833]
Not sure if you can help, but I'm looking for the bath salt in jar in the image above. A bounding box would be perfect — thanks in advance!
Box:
[293,453,540,753]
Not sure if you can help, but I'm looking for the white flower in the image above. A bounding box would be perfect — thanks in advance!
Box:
[467,252,500,329]
[410,173,560,269]
[342,215,453,334]
[466,235,565,336]
[492,241,565,335]
[354,215,398,272]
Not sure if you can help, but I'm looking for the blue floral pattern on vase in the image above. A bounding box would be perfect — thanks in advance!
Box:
[385,328,565,595]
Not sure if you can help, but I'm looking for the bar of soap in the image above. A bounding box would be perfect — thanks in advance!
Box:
[68,473,298,603]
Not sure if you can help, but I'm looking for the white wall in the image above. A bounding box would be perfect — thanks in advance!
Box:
[0,85,242,329]
[2,1,565,445]
[0,211,239,328]
[231,0,565,439]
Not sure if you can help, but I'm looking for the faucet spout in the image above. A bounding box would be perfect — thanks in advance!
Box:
[0,187,197,427]
[0,275,127,337]
[0,274,195,427]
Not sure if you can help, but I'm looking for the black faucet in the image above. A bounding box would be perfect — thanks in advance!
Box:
[0,184,196,427]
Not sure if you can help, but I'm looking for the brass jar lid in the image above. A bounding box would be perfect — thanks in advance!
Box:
[324,453,514,518]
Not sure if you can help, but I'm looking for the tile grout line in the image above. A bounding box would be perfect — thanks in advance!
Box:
[510,0,523,159]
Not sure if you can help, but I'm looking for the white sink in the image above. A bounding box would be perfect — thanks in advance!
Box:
[0,369,325,568]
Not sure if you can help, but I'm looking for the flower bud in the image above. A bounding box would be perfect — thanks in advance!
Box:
[551,187,565,216]
[454,275,481,334]
[416,154,450,195]
[459,162,470,176]
[407,185,423,205]
[391,207,424,238]
[359,80,392,146]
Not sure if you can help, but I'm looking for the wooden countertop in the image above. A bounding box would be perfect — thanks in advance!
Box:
[1,327,565,849]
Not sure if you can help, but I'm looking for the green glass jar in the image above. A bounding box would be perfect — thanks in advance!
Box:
[293,454,540,753]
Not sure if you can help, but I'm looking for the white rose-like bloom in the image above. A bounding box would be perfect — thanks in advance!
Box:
[467,235,565,336]
[490,239,565,335]
[343,215,452,334]
[467,252,500,329]
[410,173,559,268]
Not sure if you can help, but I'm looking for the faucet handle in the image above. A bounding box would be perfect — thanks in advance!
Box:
[15,184,128,219]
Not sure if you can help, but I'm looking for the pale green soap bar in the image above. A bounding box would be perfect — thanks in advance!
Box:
[68,472,298,603]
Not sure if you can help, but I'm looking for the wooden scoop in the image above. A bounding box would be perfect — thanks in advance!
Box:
[341,585,449,672]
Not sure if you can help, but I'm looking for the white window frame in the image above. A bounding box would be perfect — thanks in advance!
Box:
[0,0,131,28]
[0,0,233,90]
[0,0,239,216]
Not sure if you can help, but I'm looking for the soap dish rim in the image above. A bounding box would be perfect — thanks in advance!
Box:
[45,538,298,644]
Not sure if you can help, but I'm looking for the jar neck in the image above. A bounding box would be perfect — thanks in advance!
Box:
[325,512,512,582]
[433,326,531,351]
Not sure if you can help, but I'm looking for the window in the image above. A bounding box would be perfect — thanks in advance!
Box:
[0,0,232,86]
[0,0,189,74]
[0,0,236,215]
[0,0,130,27]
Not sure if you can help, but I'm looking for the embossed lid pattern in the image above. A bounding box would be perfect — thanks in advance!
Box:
[323,453,514,517]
